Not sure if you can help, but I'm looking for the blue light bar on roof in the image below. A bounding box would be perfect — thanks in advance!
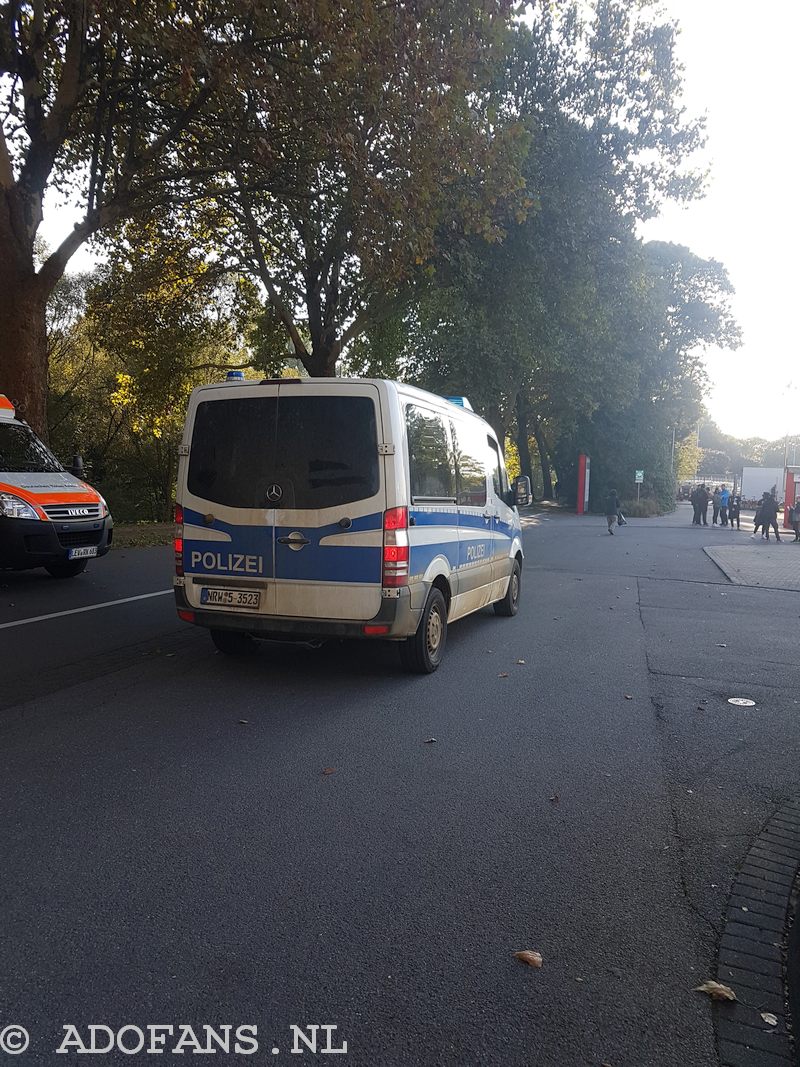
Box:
[226,370,245,381]
[445,396,474,411]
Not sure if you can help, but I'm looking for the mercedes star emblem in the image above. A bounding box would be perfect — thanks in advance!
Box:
[266,483,283,503]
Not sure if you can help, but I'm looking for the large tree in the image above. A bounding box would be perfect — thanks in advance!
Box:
[2,0,522,433]
[215,0,528,378]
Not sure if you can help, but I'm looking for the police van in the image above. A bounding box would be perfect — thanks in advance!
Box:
[173,377,527,672]
[0,394,113,577]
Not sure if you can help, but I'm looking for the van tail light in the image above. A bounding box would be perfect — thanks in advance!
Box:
[174,503,184,576]
[382,506,409,587]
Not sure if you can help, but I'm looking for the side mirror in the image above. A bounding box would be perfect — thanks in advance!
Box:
[514,476,532,508]
[69,453,85,478]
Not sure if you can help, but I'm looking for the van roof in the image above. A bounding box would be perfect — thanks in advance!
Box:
[189,377,487,427]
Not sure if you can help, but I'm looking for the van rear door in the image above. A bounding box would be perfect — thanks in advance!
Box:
[185,385,280,614]
[272,382,385,620]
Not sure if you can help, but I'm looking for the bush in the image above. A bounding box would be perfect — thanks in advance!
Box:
[619,498,665,518]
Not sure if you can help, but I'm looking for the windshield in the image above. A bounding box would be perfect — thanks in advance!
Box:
[0,423,64,474]
[187,394,380,510]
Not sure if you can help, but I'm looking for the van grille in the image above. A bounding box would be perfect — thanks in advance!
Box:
[57,530,103,548]
[43,503,103,521]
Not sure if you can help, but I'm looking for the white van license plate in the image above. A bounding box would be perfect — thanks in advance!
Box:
[200,588,261,609]
[68,546,98,559]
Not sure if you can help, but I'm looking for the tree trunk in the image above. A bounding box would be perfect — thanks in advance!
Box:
[0,271,49,438]
[514,393,534,485]
[532,419,554,499]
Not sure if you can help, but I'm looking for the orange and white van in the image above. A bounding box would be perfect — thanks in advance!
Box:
[0,395,113,578]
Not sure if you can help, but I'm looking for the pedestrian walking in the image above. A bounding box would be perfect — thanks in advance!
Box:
[728,493,741,530]
[605,489,620,534]
[759,492,782,542]
[690,485,700,525]
[712,487,722,524]
[719,485,730,526]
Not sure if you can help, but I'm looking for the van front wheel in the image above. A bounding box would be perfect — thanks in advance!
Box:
[400,588,447,674]
[210,629,255,656]
[494,559,521,617]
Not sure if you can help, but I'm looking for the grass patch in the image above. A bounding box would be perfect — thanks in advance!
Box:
[113,522,172,548]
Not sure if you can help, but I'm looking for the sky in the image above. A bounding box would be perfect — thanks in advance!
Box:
[640,0,800,439]
[40,2,798,441]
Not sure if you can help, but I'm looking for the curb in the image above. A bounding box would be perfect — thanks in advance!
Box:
[716,799,800,1066]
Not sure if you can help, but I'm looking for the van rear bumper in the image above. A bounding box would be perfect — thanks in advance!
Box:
[174,585,420,640]
[0,515,113,570]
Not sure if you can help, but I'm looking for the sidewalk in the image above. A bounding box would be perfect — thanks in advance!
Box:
[705,540,800,591]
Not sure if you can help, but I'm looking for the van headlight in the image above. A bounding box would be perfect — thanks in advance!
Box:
[0,492,39,520]
[98,494,110,518]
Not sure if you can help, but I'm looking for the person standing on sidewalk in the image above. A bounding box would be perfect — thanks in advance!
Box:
[712,486,722,524]
[719,485,730,526]
[728,493,742,530]
[606,489,621,534]
[698,485,710,526]
[790,501,800,542]
[759,492,782,542]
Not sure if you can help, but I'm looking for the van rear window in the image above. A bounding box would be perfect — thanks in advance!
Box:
[187,395,380,510]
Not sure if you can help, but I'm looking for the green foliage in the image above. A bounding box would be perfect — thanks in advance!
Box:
[48,217,263,520]
[675,435,702,481]
[618,498,664,518]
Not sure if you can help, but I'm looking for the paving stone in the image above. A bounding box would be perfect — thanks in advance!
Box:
[718,948,783,979]
[705,544,800,590]
[728,896,787,922]
[719,1037,793,1066]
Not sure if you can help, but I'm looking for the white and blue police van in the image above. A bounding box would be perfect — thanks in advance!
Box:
[173,376,528,672]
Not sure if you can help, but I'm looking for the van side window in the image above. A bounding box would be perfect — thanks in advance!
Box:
[452,422,488,508]
[487,436,509,497]
[406,406,456,502]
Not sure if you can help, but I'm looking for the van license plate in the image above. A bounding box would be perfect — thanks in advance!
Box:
[200,588,261,609]
[68,546,98,559]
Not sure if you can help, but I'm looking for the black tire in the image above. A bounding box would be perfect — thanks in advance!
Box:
[45,560,88,579]
[210,628,256,656]
[494,558,521,617]
[400,587,448,674]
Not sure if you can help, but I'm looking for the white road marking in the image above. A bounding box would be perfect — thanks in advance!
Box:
[0,589,173,630]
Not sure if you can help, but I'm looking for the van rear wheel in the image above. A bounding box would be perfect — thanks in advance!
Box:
[400,587,447,674]
[210,629,255,656]
[494,558,521,617]
[45,560,88,579]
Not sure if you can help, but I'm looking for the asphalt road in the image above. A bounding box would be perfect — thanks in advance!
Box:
[1,506,798,1066]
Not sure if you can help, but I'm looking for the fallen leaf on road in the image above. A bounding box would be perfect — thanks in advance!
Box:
[517,659,526,665]
[549,794,559,804]
[624,694,633,700]
[513,950,543,968]
[322,767,336,775]
[499,672,509,678]
[693,980,736,1001]
[717,643,727,648]
[424,737,437,744]
[239,719,249,724]
[761,1012,778,1026]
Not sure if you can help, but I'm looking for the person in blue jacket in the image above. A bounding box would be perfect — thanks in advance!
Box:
[719,485,730,526]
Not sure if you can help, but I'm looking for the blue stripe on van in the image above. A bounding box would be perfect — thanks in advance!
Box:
[182,507,383,584]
